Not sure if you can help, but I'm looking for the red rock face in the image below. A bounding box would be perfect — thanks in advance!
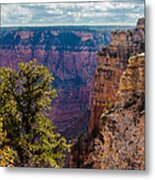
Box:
[88,53,123,134]
[88,53,145,170]
[88,19,145,134]
[69,18,145,169]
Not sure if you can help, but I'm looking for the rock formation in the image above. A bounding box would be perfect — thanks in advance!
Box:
[88,18,145,134]
[69,18,145,169]
[96,53,145,170]
[69,52,145,170]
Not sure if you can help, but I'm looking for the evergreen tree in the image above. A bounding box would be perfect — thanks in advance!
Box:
[0,117,17,167]
[0,60,70,167]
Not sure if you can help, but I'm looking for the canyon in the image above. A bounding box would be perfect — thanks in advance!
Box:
[0,18,145,169]
[0,26,115,139]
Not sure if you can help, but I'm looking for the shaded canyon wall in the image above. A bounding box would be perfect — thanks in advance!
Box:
[0,27,111,139]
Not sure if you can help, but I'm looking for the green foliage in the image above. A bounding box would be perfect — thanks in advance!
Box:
[0,117,17,167]
[0,59,70,167]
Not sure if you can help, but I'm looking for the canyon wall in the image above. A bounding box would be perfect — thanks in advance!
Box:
[88,18,145,134]
[89,53,145,169]
[69,18,145,169]
[0,19,145,168]
[0,27,106,139]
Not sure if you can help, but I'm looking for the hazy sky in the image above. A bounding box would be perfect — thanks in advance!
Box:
[1,0,144,27]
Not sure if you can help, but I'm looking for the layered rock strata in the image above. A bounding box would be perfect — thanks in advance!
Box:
[69,53,145,170]
[96,53,145,170]
[88,18,145,134]
[69,18,145,169]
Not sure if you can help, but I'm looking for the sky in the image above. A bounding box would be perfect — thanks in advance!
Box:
[1,0,145,27]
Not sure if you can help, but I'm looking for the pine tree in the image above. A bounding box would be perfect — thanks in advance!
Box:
[0,60,70,167]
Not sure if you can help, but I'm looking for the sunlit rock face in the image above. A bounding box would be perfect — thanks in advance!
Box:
[88,18,145,134]
[69,53,145,170]
[0,26,114,139]
[69,18,145,169]
[94,53,145,170]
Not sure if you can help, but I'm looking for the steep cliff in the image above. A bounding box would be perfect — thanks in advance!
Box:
[69,18,145,169]
[88,18,145,134]
[69,52,145,170]
[96,53,145,170]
